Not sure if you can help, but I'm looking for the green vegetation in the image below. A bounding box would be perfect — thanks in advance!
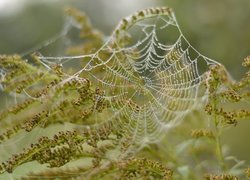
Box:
[0,7,249,179]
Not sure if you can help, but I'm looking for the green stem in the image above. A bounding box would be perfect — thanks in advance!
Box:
[215,126,226,171]
[213,99,227,172]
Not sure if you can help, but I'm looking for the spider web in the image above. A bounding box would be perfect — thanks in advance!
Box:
[38,7,220,147]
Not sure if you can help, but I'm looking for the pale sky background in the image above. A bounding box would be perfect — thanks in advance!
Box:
[0,0,25,16]
[0,0,63,17]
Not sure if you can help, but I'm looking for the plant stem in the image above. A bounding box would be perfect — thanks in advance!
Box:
[214,125,226,171]
[213,99,227,172]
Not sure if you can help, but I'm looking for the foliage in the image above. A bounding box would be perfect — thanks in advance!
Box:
[0,7,249,179]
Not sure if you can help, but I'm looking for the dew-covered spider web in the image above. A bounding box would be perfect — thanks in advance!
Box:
[32,7,221,147]
[0,7,227,178]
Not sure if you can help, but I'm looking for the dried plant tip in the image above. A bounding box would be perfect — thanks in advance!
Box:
[204,173,238,180]
[245,168,250,178]
[243,56,250,67]
[191,129,215,139]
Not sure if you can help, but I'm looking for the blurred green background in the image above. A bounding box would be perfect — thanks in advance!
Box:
[0,0,249,167]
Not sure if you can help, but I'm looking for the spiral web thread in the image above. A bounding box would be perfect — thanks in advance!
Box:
[38,7,220,146]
